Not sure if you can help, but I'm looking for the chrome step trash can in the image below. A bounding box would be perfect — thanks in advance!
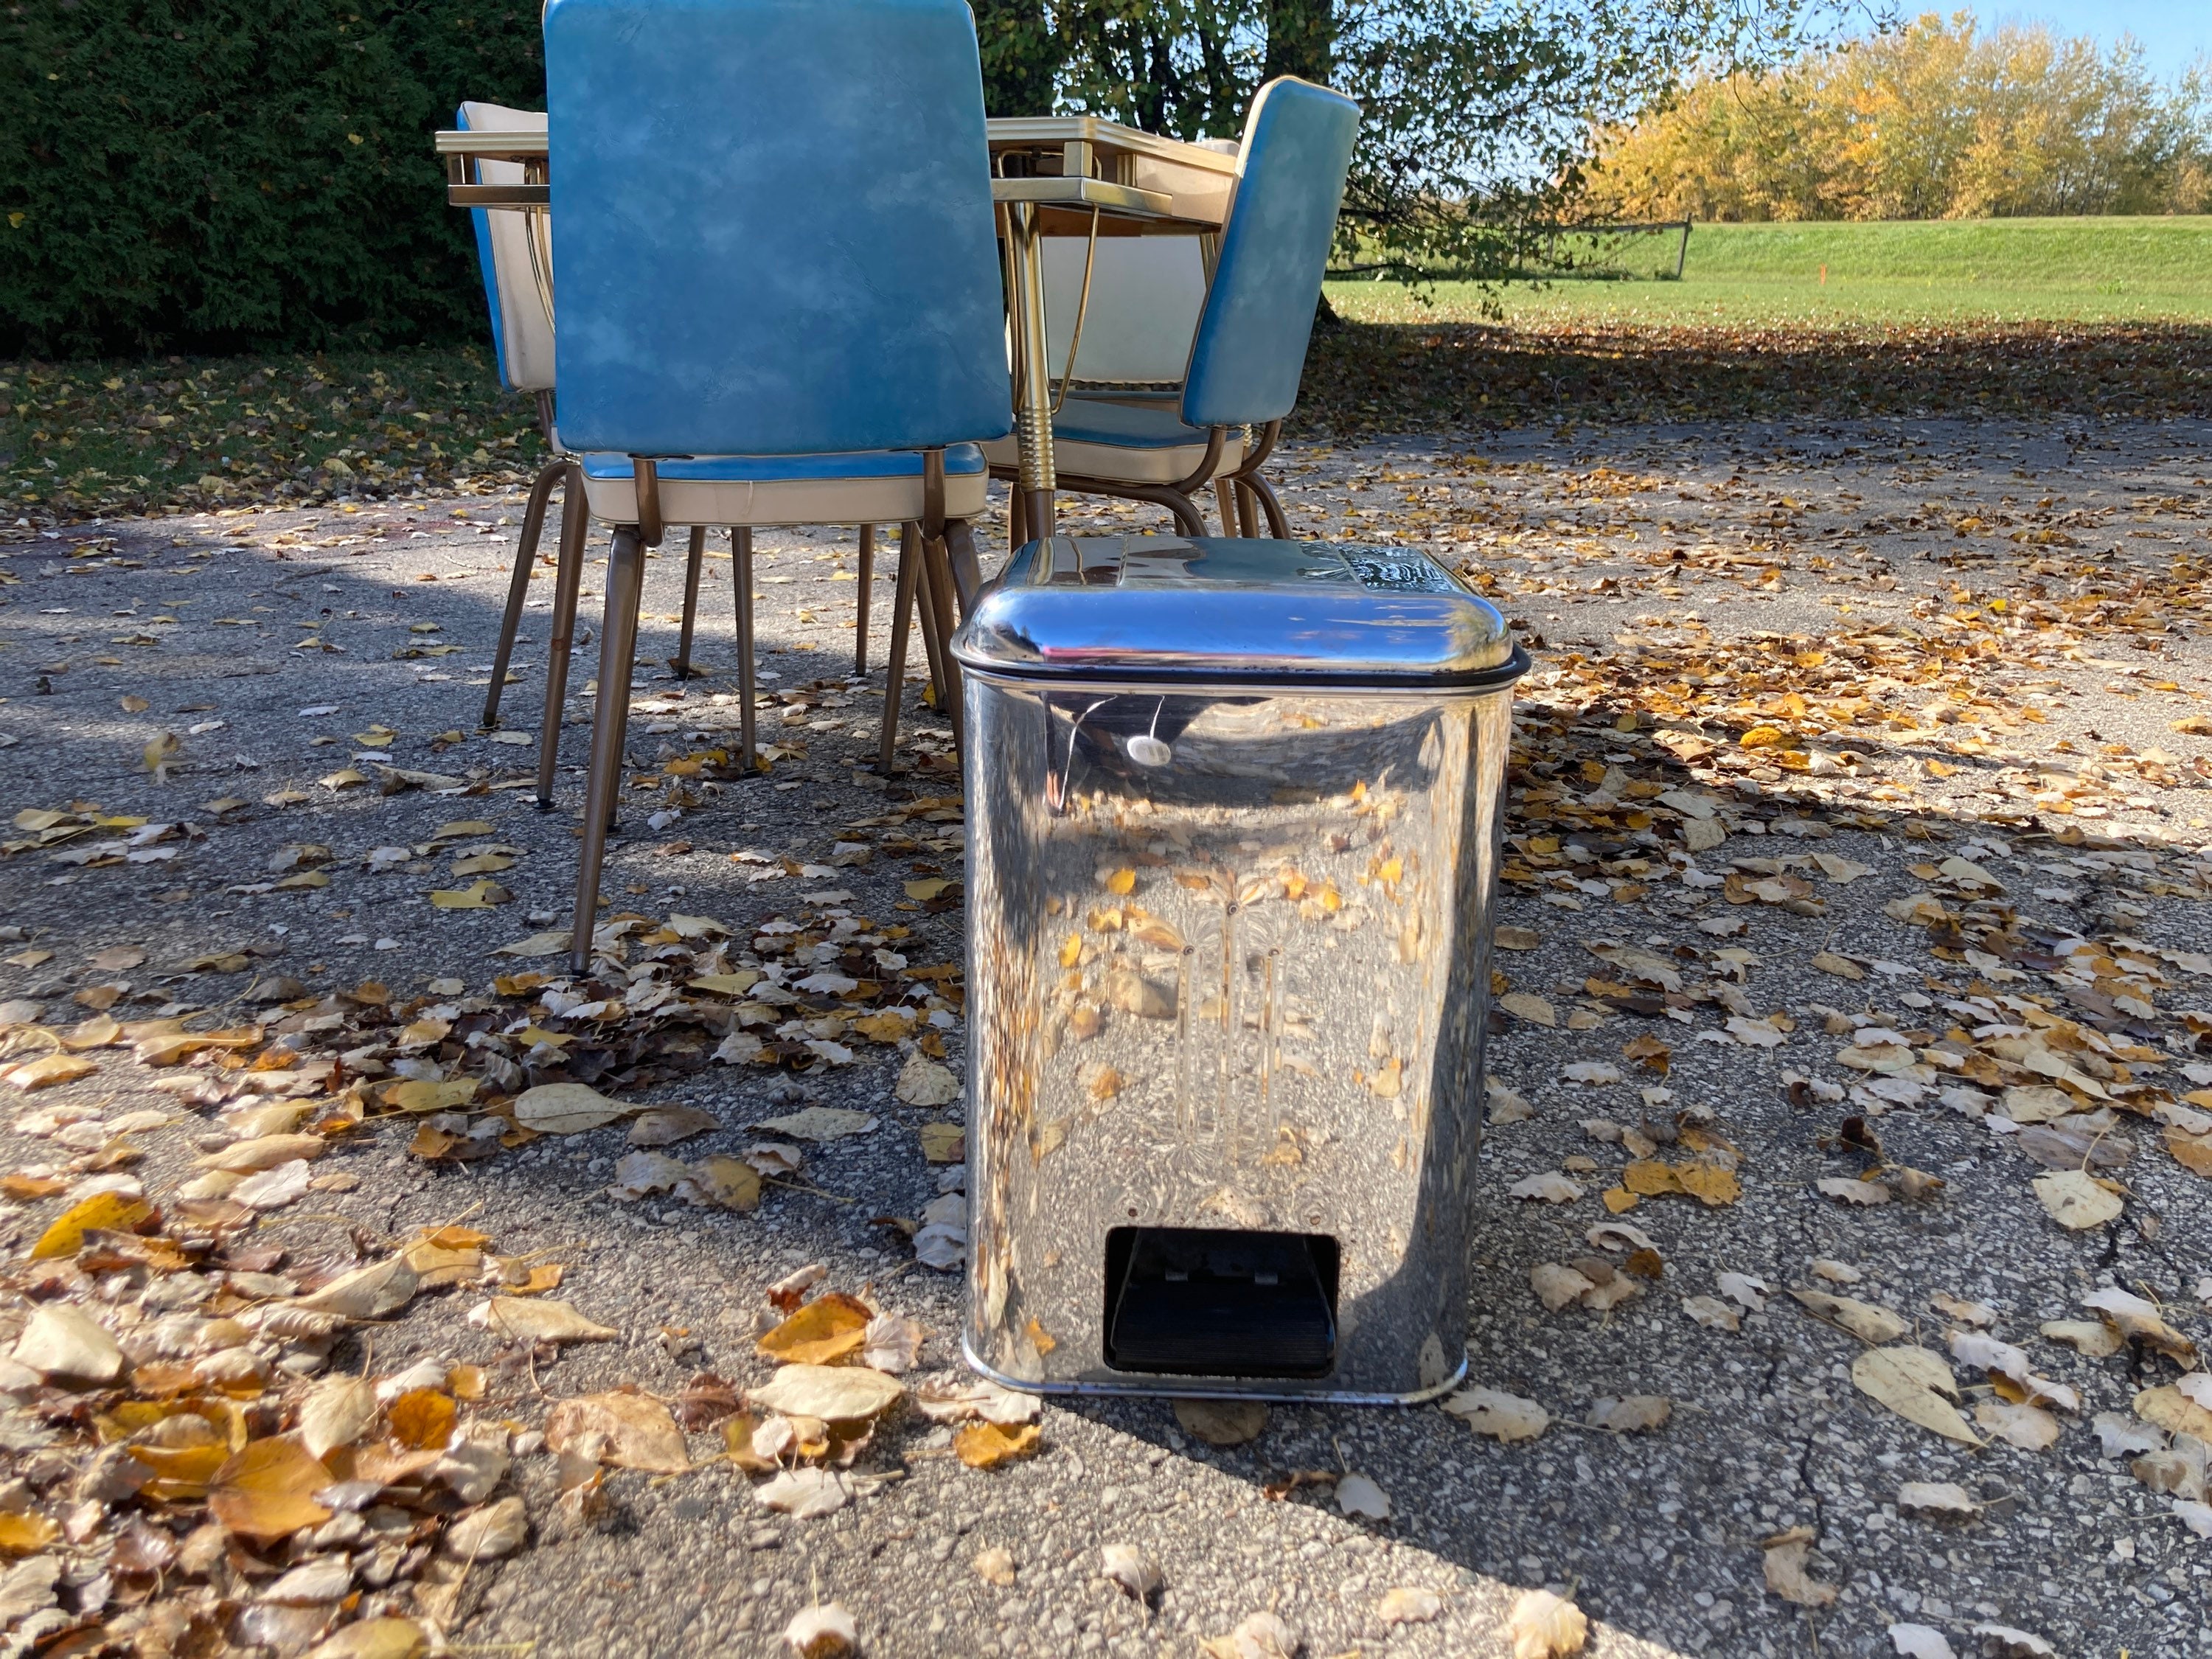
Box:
[952,536,1529,1403]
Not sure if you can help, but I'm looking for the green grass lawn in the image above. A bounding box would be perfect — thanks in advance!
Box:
[1329,215,2212,326]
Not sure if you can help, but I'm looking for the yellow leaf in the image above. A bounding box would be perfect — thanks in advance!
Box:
[903,878,950,901]
[4,1052,96,1092]
[757,1292,873,1366]
[955,1421,1042,1469]
[209,1437,335,1541]
[127,1441,230,1502]
[428,879,509,910]
[386,1388,456,1451]
[428,820,496,841]
[918,1122,966,1164]
[0,1512,58,1556]
[685,1155,761,1210]
[447,1364,487,1402]
[32,1191,153,1259]
[1057,933,1082,968]
[1601,1188,1639,1214]
[383,1078,479,1114]
[1105,868,1136,896]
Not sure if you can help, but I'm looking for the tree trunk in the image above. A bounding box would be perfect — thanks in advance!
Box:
[1262,0,1336,86]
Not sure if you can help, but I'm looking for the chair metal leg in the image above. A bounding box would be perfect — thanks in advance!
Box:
[876,523,924,771]
[1248,473,1290,538]
[942,518,984,619]
[733,527,757,773]
[912,530,954,734]
[1213,478,1238,538]
[1234,480,1260,538]
[571,526,645,975]
[672,524,705,678]
[1008,484,1027,554]
[854,524,874,675]
[922,534,964,752]
[535,462,590,809]
[483,456,566,728]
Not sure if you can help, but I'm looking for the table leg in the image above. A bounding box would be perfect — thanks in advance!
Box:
[1005,200,1057,540]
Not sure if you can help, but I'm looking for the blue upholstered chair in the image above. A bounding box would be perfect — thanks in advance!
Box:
[992,78,1358,541]
[456,100,892,804]
[545,0,1012,971]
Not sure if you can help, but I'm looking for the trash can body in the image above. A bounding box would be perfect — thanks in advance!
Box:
[953,538,1528,1402]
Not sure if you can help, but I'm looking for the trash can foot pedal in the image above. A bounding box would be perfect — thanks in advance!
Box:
[1103,1227,1338,1378]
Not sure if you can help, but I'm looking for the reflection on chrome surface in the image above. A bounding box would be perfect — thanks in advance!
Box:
[961,677,1514,1402]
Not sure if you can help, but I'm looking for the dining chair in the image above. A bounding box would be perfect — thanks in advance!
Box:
[989,77,1358,542]
[457,99,926,808]
[545,0,1011,973]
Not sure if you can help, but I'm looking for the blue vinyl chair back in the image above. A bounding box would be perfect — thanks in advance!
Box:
[1180,77,1360,431]
[543,0,1012,459]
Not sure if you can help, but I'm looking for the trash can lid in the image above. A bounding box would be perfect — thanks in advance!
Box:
[953,537,1523,686]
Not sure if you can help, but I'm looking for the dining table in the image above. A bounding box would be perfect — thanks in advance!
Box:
[434,114,1237,539]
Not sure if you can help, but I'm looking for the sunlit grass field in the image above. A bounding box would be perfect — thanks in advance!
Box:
[1327,216,2212,326]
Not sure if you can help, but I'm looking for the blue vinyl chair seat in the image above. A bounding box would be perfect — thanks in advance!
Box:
[578,444,988,529]
[983,400,1242,486]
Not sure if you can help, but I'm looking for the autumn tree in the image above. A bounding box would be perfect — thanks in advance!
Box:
[1587,10,2212,220]
[972,1,1868,279]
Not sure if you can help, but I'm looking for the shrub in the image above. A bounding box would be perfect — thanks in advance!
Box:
[0,1,545,357]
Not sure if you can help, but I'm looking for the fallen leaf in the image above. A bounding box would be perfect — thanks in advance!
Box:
[1500,992,1557,1026]
[894,1054,961,1107]
[467,1297,616,1343]
[750,1363,903,1422]
[680,1155,762,1211]
[1761,1526,1837,1607]
[209,1436,334,1542]
[4,1052,95,1092]
[918,1122,966,1163]
[1509,1171,1585,1203]
[1587,1394,1671,1433]
[973,1546,1016,1587]
[1975,1399,2060,1450]
[757,1467,854,1519]
[0,1512,59,1557]
[1102,1543,1162,1600]
[2032,1169,2124,1230]
[1507,1587,1588,1658]
[513,1082,633,1134]
[753,1107,877,1141]
[1790,1289,1907,1344]
[443,1494,528,1560]
[785,1601,858,1658]
[361,1381,450,1452]
[1172,1398,1268,1447]
[31,1189,151,1259]
[955,1421,1042,1468]
[628,1106,719,1146]
[11,1303,122,1382]
[2083,1285,2198,1362]
[758,1293,874,1366]
[545,1391,689,1473]
[1851,1346,1978,1445]
[1379,1586,1445,1624]
[1442,1386,1551,1442]
[1897,1481,1981,1521]
[1335,1472,1390,1519]
[300,1376,380,1459]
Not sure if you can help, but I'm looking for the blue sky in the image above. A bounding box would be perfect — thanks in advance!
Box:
[1967,2,2212,79]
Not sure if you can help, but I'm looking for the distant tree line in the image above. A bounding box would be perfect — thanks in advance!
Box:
[1586,10,2212,221]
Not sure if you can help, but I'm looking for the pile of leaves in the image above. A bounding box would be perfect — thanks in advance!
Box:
[1299,317,2212,438]
[1,352,542,526]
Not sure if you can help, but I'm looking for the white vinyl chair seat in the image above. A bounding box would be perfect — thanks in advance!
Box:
[579,445,989,526]
[982,402,1242,486]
